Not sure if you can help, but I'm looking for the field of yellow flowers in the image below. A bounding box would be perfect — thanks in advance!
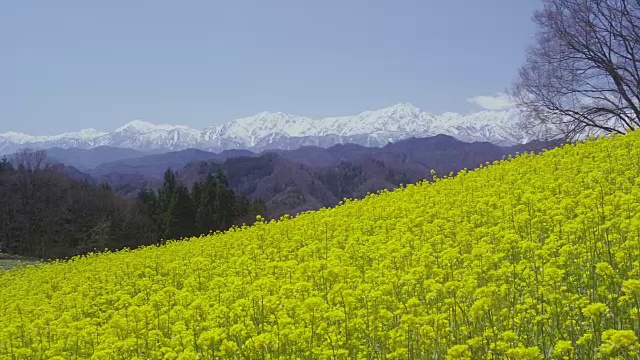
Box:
[2,133,640,359]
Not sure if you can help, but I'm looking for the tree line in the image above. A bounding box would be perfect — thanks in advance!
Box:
[0,150,263,259]
[138,168,265,242]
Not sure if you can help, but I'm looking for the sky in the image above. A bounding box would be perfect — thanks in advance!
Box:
[1,0,541,135]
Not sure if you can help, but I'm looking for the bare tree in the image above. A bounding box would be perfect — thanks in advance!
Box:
[10,149,51,207]
[6,149,51,256]
[512,0,640,139]
[11,148,50,172]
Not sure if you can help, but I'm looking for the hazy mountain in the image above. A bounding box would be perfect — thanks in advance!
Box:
[44,146,147,170]
[88,135,554,217]
[91,148,256,178]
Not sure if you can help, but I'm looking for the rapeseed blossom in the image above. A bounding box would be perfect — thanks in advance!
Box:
[2,133,640,358]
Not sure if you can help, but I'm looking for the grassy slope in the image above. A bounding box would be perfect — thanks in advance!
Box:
[2,134,640,359]
[0,254,40,271]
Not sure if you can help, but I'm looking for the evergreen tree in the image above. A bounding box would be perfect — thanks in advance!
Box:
[194,174,218,234]
[141,167,260,241]
[137,188,157,209]
[156,169,178,239]
[137,188,160,238]
[158,168,177,206]
[234,195,250,220]
[162,184,195,240]
[213,170,236,230]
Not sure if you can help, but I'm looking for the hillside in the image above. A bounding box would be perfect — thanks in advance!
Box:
[93,135,552,218]
[44,146,148,171]
[1,133,640,358]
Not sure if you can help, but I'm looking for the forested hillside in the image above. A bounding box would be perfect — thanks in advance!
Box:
[99,135,553,218]
[0,151,259,259]
[0,152,154,258]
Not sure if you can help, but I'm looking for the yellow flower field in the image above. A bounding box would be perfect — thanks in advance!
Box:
[2,133,640,359]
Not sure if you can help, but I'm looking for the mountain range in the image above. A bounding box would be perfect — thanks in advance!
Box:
[0,103,534,155]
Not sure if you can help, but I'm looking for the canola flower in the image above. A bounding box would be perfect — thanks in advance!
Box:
[2,133,640,359]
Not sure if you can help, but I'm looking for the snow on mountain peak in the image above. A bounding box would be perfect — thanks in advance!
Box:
[0,131,35,143]
[220,111,316,145]
[254,111,288,117]
[55,128,107,140]
[365,103,422,117]
[115,120,191,133]
[0,103,531,154]
[0,128,107,143]
[380,102,420,112]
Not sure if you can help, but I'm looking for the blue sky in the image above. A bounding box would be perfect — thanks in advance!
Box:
[2,0,541,135]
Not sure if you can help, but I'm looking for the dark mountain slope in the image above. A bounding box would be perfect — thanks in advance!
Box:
[60,135,555,218]
[45,146,147,170]
[91,148,256,178]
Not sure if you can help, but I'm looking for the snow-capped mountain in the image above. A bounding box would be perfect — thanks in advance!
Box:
[0,103,531,155]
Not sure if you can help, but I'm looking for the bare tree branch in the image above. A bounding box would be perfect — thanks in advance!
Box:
[512,0,640,139]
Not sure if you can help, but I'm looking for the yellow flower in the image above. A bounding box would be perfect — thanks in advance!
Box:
[505,346,543,360]
[446,344,471,360]
[2,128,640,358]
[599,329,639,355]
[552,340,573,359]
[582,302,609,317]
